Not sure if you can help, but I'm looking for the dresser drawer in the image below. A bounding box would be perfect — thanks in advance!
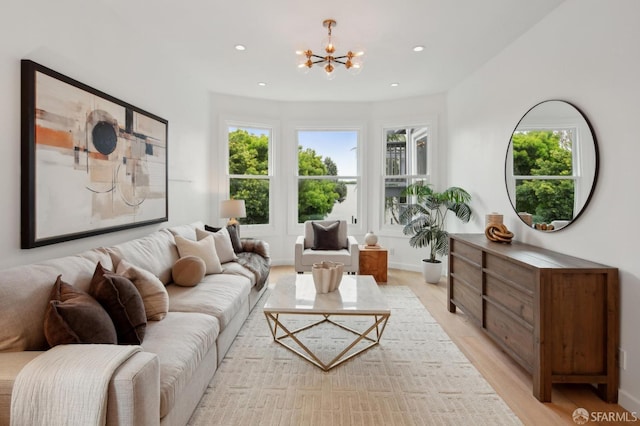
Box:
[450,276,482,324]
[485,302,534,371]
[485,274,534,325]
[485,253,535,291]
[450,256,481,292]
[451,239,482,264]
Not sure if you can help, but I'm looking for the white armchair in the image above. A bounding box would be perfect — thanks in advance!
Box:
[294,220,359,273]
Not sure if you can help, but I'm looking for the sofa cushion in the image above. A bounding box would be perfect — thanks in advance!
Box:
[116,259,169,321]
[196,227,237,263]
[172,256,206,287]
[174,235,222,275]
[107,230,179,285]
[141,312,219,418]
[167,223,200,241]
[44,275,118,347]
[0,249,113,352]
[166,274,251,331]
[300,248,354,266]
[89,263,147,345]
[221,261,256,286]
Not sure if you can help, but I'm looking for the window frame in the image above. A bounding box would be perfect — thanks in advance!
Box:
[379,121,435,236]
[505,120,583,220]
[289,124,364,236]
[220,117,277,235]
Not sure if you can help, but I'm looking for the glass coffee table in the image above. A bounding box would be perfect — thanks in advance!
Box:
[263,274,390,371]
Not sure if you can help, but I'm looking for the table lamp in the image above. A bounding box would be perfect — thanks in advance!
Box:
[220,199,246,225]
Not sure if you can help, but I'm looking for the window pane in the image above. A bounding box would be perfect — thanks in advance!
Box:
[384,177,429,225]
[384,178,407,225]
[385,127,428,176]
[298,131,357,177]
[385,131,406,176]
[230,178,269,225]
[415,132,428,175]
[229,127,269,176]
[512,130,573,176]
[515,178,575,224]
[298,178,357,223]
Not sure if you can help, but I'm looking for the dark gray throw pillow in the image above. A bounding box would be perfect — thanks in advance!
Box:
[312,221,342,250]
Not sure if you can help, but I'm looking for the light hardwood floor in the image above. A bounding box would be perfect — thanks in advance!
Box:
[269,266,633,426]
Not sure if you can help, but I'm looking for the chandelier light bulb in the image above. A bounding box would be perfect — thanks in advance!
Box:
[297,19,364,79]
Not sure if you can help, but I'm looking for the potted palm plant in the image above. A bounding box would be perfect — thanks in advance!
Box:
[400,183,472,283]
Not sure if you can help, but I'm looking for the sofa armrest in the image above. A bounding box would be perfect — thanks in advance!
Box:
[347,236,360,255]
[240,238,270,259]
[294,236,306,271]
[107,351,160,426]
[0,350,159,426]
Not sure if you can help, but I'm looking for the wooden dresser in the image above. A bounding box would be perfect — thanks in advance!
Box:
[447,233,618,402]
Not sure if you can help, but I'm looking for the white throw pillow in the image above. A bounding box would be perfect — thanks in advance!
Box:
[116,259,169,321]
[195,227,238,264]
[174,235,222,274]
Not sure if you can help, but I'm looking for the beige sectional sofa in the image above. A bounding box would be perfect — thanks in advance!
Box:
[0,222,270,426]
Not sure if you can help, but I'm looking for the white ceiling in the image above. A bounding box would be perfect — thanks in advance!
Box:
[99,0,565,102]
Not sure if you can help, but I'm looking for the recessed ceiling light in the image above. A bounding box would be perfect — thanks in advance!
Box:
[235,44,246,51]
[257,82,267,87]
[413,45,425,52]
[390,82,399,87]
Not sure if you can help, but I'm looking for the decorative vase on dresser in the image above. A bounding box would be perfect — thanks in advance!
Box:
[447,233,619,403]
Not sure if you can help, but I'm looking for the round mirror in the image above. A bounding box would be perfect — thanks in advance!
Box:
[504,100,599,232]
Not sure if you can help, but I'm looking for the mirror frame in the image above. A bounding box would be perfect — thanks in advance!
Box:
[504,100,600,232]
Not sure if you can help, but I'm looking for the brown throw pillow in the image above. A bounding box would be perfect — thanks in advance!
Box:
[172,255,206,287]
[89,262,147,345]
[44,275,117,347]
[116,259,169,321]
[312,221,342,250]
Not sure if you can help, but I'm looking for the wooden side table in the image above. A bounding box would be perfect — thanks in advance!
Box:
[359,245,388,283]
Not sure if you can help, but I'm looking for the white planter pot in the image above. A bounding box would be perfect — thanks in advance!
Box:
[422,260,442,284]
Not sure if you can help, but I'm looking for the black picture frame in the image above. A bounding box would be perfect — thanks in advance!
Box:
[21,60,168,248]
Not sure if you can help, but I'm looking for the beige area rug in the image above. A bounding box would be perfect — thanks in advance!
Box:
[188,286,522,426]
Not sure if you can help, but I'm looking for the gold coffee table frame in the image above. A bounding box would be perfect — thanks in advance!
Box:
[263,274,390,371]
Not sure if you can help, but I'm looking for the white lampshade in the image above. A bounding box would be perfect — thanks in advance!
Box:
[220,199,246,220]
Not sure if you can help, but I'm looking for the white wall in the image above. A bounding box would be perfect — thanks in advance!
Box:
[447,0,640,412]
[209,92,448,270]
[0,0,211,269]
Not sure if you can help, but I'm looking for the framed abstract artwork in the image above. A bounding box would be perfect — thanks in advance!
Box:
[21,60,168,248]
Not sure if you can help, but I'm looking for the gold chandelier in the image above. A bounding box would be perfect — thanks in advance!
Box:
[296,19,364,80]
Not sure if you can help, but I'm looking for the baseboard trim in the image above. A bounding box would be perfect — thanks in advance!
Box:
[618,389,640,417]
